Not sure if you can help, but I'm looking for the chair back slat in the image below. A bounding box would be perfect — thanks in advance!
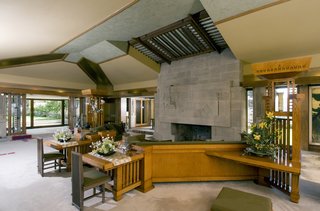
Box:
[72,151,84,209]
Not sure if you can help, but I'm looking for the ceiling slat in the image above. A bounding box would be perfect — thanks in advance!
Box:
[131,10,228,64]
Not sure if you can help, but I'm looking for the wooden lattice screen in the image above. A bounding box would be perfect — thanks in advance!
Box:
[264,78,303,202]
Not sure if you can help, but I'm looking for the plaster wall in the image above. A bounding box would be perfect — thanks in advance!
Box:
[154,49,245,141]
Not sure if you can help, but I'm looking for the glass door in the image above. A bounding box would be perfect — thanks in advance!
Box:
[135,98,153,127]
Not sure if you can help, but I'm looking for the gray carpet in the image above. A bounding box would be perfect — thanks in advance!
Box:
[0,138,319,211]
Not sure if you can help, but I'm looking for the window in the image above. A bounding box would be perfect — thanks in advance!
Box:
[26,94,69,128]
[246,89,253,132]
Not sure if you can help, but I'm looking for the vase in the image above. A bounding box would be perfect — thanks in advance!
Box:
[97,150,115,156]
[58,138,71,143]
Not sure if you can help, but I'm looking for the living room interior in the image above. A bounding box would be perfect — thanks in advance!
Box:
[1,0,320,211]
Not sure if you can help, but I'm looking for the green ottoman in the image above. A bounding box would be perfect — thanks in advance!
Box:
[211,187,272,211]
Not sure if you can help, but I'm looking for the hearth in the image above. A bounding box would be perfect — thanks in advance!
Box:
[171,123,211,141]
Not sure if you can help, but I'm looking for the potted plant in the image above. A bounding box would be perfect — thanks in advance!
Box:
[241,112,280,158]
[90,136,116,156]
[53,128,73,142]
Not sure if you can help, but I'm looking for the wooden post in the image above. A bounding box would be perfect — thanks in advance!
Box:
[137,146,154,193]
[113,165,124,201]
[290,94,304,203]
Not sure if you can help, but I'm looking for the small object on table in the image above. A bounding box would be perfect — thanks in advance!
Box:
[131,144,144,152]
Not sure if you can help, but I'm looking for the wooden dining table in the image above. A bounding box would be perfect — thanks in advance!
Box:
[82,149,154,201]
[45,139,97,171]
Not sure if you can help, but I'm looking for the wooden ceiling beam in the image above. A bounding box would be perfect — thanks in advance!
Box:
[190,13,221,53]
[0,54,66,69]
[77,58,113,90]
[134,38,172,64]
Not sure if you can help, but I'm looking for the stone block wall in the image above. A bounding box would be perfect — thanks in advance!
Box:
[153,49,246,141]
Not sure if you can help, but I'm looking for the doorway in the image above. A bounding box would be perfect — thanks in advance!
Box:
[123,97,154,129]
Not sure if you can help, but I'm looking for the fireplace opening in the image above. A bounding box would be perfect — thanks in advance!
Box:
[171,123,211,141]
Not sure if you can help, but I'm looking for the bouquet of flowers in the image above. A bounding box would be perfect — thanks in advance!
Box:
[53,128,73,142]
[90,136,116,156]
[241,112,279,158]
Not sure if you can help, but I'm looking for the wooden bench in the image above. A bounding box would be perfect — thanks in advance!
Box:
[206,150,300,203]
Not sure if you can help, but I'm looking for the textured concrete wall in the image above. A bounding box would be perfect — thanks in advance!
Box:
[154,49,245,141]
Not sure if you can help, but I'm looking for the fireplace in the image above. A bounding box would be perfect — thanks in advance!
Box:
[171,123,211,141]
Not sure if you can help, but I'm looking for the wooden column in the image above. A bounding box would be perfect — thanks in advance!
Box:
[137,146,154,193]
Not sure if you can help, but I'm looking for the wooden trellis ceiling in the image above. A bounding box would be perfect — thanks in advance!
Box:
[130,10,228,64]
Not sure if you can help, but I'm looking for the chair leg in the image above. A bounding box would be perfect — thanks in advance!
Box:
[58,159,61,172]
[54,160,57,169]
[101,184,105,203]
[41,164,44,177]
[80,191,84,211]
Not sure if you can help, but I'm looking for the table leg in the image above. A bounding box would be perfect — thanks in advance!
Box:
[113,166,123,201]
[66,148,72,171]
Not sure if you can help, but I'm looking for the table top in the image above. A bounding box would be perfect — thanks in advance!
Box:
[82,151,144,171]
[206,150,301,174]
[44,139,96,150]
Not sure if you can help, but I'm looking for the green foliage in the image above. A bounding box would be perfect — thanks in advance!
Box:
[90,136,116,155]
[241,112,279,157]
[34,101,62,118]
[312,93,320,101]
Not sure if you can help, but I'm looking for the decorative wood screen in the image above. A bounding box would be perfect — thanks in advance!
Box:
[264,78,303,202]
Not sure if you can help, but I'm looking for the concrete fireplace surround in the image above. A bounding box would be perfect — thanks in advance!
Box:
[154,49,245,141]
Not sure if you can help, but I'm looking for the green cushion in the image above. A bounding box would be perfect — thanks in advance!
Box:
[84,170,109,187]
[43,152,64,160]
[211,187,272,211]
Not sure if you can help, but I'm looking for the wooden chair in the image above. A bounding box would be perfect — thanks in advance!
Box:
[98,130,116,139]
[85,133,101,142]
[37,138,64,177]
[71,151,109,210]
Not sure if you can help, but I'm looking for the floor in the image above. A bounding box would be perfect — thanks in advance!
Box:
[0,134,319,211]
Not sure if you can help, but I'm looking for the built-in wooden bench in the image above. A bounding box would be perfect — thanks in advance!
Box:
[206,150,301,203]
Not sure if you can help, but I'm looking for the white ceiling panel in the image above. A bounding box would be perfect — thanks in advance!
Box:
[0,61,95,88]
[0,0,135,59]
[100,55,159,86]
[216,0,320,63]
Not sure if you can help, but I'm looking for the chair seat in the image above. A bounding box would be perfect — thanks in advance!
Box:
[84,170,109,187]
[37,138,64,177]
[43,152,64,161]
[72,152,109,210]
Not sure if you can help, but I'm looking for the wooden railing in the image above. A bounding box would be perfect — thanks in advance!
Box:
[264,78,303,203]
[270,117,292,193]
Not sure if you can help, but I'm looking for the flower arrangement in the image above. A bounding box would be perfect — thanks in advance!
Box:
[90,136,116,156]
[87,97,104,132]
[241,112,279,158]
[53,128,73,142]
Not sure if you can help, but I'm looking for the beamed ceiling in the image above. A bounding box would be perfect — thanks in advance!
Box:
[1,0,320,96]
